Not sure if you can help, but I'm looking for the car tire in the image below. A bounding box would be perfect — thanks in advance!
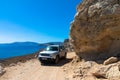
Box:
[41,62,44,65]
[63,53,67,59]
[54,55,59,64]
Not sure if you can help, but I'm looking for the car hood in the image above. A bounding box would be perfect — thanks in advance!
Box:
[40,51,58,54]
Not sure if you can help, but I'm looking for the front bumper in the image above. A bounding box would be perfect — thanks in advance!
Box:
[38,57,55,63]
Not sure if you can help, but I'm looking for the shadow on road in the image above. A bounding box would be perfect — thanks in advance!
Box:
[41,58,72,67]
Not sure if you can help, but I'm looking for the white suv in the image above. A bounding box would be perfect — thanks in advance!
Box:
[38,45,67,64]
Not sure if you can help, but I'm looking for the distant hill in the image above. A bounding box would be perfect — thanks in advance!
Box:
[0,42,44,47]
[0,41,63,47]
[44,42,63,46]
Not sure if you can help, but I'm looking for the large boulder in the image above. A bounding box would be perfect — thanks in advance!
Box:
[70,0,120,60]
[92,64,120,79]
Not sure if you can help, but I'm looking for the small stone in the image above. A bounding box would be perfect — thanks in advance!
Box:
[9,63,16,67]
[103,57,118,65]
[0,65,6,76]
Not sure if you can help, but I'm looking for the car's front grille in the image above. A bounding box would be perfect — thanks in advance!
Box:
[40,54,50,56]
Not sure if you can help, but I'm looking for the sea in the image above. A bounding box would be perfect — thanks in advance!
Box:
[0,45,46,59]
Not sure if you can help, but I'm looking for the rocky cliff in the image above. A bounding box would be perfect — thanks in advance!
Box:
[64,39,74,52]
[70,0,120,60]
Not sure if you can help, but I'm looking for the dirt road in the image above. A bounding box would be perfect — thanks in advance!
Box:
[0,52,75,80]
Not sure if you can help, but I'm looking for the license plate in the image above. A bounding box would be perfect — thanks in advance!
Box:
[41,57,47,60]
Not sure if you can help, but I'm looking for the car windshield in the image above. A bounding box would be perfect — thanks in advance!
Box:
[45,46,58,51]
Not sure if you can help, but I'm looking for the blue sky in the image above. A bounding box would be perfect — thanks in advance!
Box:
[0,0,81,43]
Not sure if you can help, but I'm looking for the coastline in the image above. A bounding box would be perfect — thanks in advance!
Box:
[0,50,41,67]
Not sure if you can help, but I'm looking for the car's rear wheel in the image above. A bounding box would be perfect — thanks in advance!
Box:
[54,55,59,64]
[63,53,67,59]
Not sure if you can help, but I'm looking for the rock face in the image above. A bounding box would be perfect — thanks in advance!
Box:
[70,0,120,60]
